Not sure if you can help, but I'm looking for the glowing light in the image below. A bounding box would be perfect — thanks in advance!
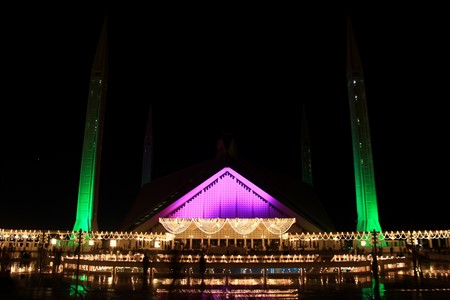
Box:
[159,218,295,235]
[168,167,286,219]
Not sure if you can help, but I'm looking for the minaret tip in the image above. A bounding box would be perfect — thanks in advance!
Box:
[347,16,364,80]
[216,130,238,160]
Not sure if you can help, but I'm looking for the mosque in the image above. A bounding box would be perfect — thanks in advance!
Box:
[71,16,383,251]
[2,17,449,300]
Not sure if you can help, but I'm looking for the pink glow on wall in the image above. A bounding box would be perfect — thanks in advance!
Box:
[168,167,286,218]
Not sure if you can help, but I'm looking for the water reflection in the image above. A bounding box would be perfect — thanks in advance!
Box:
[4,259,450,299]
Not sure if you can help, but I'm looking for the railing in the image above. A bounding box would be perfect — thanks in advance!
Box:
[1,229,449,244]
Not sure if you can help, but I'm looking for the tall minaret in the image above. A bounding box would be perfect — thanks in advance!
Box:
[301,105,313,185]
[73,17,108,232]
[347,17,383,233]
[141,104,153,186]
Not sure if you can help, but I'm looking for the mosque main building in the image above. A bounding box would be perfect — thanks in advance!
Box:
[70,17,391,252]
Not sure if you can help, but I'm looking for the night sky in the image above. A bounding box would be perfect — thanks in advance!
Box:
[1,8,449,232]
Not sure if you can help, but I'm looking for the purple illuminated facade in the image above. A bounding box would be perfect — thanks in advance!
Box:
[166,167,288,219]
[122,155,335,233]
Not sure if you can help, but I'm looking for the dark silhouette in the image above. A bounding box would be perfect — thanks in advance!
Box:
[371,230,381,300]
[411,247,423,278]
[53,248,63,275]
[199,252,207,291]
[169,250,182,290]
[1,248,11,273]
[19,251,31,268]
[142,253,150,290]
[142,253,150,277]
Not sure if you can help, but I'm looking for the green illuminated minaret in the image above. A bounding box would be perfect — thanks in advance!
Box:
[301,105,313,186]
[347,17,383,233]
[73,18,108,232]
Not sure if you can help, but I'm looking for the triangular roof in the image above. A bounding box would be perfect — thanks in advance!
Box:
[121,157,335,233]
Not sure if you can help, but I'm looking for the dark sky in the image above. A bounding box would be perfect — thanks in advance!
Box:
[1,9,449,232]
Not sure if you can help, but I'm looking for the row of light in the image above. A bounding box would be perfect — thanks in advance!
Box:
[109,239,161,248]
[49,238,96,246]
[0,229,168,241]
[290,230,450,241]
[49,238,161,249]
[1,229,449,242]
